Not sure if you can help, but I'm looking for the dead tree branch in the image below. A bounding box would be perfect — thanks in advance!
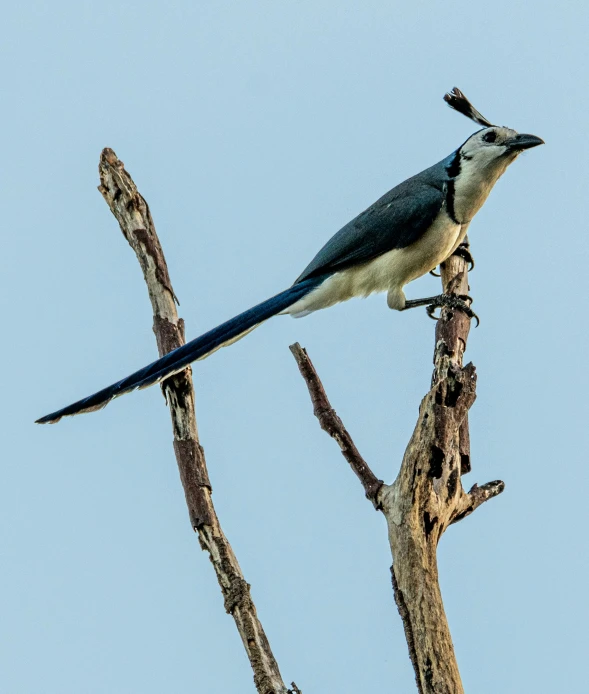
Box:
[291,244,504,693]
[289,344,384,507]
[98,148,291,694]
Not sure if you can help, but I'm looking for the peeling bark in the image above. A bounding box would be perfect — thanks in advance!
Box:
[96,146,503,693]
[292,246,504,693]
[98,148,290,694]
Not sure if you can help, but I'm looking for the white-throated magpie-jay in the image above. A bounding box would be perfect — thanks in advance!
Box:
[37,88,543,424]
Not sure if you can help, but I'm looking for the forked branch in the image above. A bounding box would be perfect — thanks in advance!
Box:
[291,243,504,694]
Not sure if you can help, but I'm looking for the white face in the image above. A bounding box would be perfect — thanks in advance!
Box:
[460,126,521,170]
[451,126,543,223]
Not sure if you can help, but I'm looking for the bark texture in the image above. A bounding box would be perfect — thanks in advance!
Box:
[291,249,503,693]
[289,344,384,507]
[98,148,291,694]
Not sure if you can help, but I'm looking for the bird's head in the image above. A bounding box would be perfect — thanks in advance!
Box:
[444,87,543,186]
[458,125,544,171]
[443,88,544,221]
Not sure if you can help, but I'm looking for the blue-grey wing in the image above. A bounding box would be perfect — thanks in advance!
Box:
[295,174,447,284]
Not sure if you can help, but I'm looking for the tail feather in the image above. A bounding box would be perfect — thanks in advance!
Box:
[36,277,324,424]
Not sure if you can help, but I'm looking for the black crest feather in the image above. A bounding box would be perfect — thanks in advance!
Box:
[444,87,493,128]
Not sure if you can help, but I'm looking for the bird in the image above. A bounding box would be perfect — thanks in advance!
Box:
[37,88,543,424]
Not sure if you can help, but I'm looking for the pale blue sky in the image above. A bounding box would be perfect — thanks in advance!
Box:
[2,1,587,692]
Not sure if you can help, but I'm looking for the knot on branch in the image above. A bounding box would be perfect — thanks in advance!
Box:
[224,575,252,615]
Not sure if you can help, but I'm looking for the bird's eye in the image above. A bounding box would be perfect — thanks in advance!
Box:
[482,130,497,143]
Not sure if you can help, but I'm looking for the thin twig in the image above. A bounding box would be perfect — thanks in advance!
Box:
[289,343,383,507]
[98,148,290,694]
[450,480,506,525]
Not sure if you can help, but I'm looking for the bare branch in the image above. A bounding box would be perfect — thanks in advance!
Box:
[451,480,505,525]
[98,148,290,694]
[289,342,384,507]
[291,237,505,692]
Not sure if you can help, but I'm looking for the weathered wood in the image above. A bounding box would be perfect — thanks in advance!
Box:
[292,245,504,693]
[98,148,290,694]
[289,343,384,507]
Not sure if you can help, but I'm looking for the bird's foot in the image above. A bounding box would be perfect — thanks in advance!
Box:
[453,242,475,271]
[403,293,479,326]
[427,294,479,326]
[429,242,474,277]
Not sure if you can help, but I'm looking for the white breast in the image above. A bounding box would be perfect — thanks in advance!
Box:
[452,153,512,223]
[285,210,463,317]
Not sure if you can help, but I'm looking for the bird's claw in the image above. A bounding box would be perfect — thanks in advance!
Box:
[453,244,475,271]
[430,243,474,277]
[426,293,480,327]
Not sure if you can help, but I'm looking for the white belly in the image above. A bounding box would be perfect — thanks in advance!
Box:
[285,212,464,317]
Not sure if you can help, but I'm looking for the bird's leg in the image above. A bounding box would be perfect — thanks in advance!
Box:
[402,293,479,326]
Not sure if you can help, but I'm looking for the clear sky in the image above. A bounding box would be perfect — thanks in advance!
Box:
[2,1,587,692]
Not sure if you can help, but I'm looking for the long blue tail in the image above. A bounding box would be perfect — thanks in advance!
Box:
[36,277,324,424]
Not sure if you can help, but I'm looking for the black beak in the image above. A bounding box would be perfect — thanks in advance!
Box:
[505,133,545,152]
